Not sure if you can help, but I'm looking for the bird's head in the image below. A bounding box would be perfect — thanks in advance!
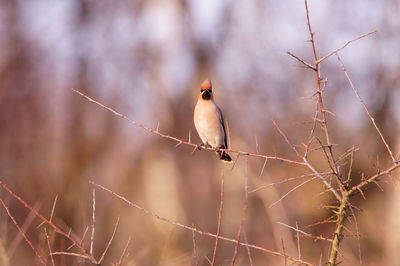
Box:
[200,79,213,100]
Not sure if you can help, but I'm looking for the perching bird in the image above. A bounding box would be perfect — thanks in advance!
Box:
[194,79,232,162]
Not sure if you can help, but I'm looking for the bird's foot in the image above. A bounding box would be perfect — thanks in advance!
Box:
[197,143,206,150]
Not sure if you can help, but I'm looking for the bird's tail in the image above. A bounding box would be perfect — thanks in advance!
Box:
[218,150,232,163]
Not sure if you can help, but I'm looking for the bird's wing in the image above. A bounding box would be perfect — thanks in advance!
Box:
[216,106,229,149]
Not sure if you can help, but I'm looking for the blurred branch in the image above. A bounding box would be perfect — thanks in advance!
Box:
[277,222,332,242]
[211,174,224,266]
[304,0,341,187]
[89,180,314,265]
[286,52,316,71]
[231,159,249,265]
[272,119,341,200]
[0,198,46,265]
[0,181,98,264]
[71,89,306,166]
[316,31,377,64]
[336,54,396,162]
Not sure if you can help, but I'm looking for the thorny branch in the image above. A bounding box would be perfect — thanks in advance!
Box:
[71,89,305,166]
[283,1,398,265]
[89,180,314,265]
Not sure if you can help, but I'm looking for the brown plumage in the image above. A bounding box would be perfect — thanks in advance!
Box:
[194,79,232,162]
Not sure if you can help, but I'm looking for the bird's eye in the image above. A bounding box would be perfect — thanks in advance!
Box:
[201,89,204,92]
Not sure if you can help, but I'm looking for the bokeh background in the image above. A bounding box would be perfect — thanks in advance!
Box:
[1,0,400,265]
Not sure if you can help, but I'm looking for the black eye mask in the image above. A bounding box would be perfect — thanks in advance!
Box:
[201,89,212,100]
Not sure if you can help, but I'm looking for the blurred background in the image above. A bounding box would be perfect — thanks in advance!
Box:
[1,0,400,265]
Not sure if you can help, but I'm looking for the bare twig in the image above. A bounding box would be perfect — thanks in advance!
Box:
[38,195,58,228]
[269,176,317,208]
[116,236,131,266]
[44,228,55,266]
[0,181,96,263]
[281,239,288,266]
[98,216,120,264]
[71,89,305,166]
[286,51,317,71]
[336,54,396,163]
[231,160,250,265]
[349,206,362,264]
[0,198,46,265]
[243,231,254,266]
[50,252,90,259]
[191,226,198,266]
[349,163,400,196]
[211,174,225,265]
[295,222,301,260]
[249,172,330,194]
[277,222,332,242]
[89,180,313,265]
[90,188,96,256]
[316,31,377,64]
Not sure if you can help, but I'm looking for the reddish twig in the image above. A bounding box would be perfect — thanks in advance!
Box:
[44,228,55,266]
[211,174,225,265]
[71,89,305,166]
[99,216,120,264]
[0,198,46,265]
[115,236,131,266]
[336,54,396,163]
[0,180,96,263]
[277,222,332,242]
[269,176,317,208]
[231,159,249,265]
[90,188,96,256]
[38,195,58,228]
[89,180,313,265]
[316,31,377,64]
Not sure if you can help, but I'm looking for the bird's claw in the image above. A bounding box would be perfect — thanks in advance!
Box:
[197,143,206,150]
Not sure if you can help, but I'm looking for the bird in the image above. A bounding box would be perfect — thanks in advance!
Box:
[194,79,232,162]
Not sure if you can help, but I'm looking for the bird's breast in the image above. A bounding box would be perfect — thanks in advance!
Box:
[194,101,224,148]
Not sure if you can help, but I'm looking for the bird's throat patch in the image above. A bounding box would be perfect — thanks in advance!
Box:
[201,90,212,100]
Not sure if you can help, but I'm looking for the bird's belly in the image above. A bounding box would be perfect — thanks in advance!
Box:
[194,115,223,148]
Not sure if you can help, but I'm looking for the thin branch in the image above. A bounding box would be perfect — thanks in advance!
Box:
[243,231,254,266]
[90,188,96,256]
[295,222,301,260]
[50,252,90,260]
[71,89,306,166]
[98,216,120,264]
[38,194,58,228]
[303,158,341,201]
[336,54,396,163]
[286,51,317,71]
[349,163,400,196]
[211,174,225,266]
[272,120,301,157]
[277,222,332,242]
[249,172,330,194]
[349,206,362,264]
[231,159,249,265]
[44,228,55,266]
[191,225,198,266]
[269,176,317,208]
[116,236,131,266]
[316,30,377,64]
[0,198,46,265]
[89,180,313,265]
[0,181,96,263]
[281,239,288,266]
[304,0,342,187]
